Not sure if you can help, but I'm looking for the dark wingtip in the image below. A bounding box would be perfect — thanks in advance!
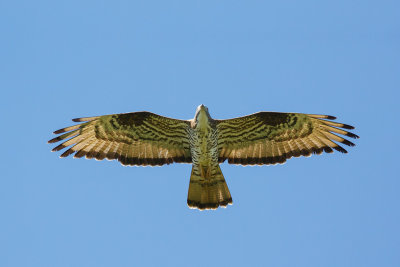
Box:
[48,136,62,144]
[333,145,348,153]
[53,129,65,134]
[341,124,355,130]
[52,144,67,152]
[346,132,360,139]
[60,148,75,158]
[72,118,81,122]
[48,138,56,144]
[342,139,355,147]
[326,115,337,120]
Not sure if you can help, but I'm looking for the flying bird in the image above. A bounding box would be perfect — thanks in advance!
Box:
[49,105,359,210]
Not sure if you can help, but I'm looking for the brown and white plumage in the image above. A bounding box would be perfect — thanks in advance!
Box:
[216,112,358,165]
[49,112,192,165]
[49,105,359,210]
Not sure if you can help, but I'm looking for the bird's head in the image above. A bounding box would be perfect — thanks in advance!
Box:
[194,104,211,124]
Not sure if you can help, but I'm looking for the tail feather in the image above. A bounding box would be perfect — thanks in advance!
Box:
[187,164,232,210]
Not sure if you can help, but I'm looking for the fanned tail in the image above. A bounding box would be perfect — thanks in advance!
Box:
[187,164,232,210]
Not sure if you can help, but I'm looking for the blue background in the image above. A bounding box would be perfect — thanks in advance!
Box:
[1,1,399,266]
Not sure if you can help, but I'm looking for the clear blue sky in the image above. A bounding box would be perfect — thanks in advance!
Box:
[1,1,399,266]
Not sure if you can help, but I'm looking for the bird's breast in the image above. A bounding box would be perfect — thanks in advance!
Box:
[189,126,219,166]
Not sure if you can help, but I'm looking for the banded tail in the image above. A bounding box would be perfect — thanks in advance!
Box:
[187,164,232,210]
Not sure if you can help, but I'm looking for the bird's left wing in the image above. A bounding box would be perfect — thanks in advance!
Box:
[216,112,359,165]
[49,112,192,166]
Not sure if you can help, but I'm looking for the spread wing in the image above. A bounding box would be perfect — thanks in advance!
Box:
[216,112,359,165]
[49,112,192,166]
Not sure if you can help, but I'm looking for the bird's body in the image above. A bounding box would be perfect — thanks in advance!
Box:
[187,105,232,209]
[49,105,358,210]
[190,105,218,170]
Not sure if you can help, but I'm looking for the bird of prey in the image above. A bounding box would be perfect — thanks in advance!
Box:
[49,105,358,210]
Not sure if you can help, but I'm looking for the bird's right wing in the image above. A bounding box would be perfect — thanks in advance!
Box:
[216,112,359,165]
[49,112,192,166]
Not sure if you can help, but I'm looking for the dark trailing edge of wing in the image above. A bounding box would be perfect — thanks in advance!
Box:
[219,146,333,165]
